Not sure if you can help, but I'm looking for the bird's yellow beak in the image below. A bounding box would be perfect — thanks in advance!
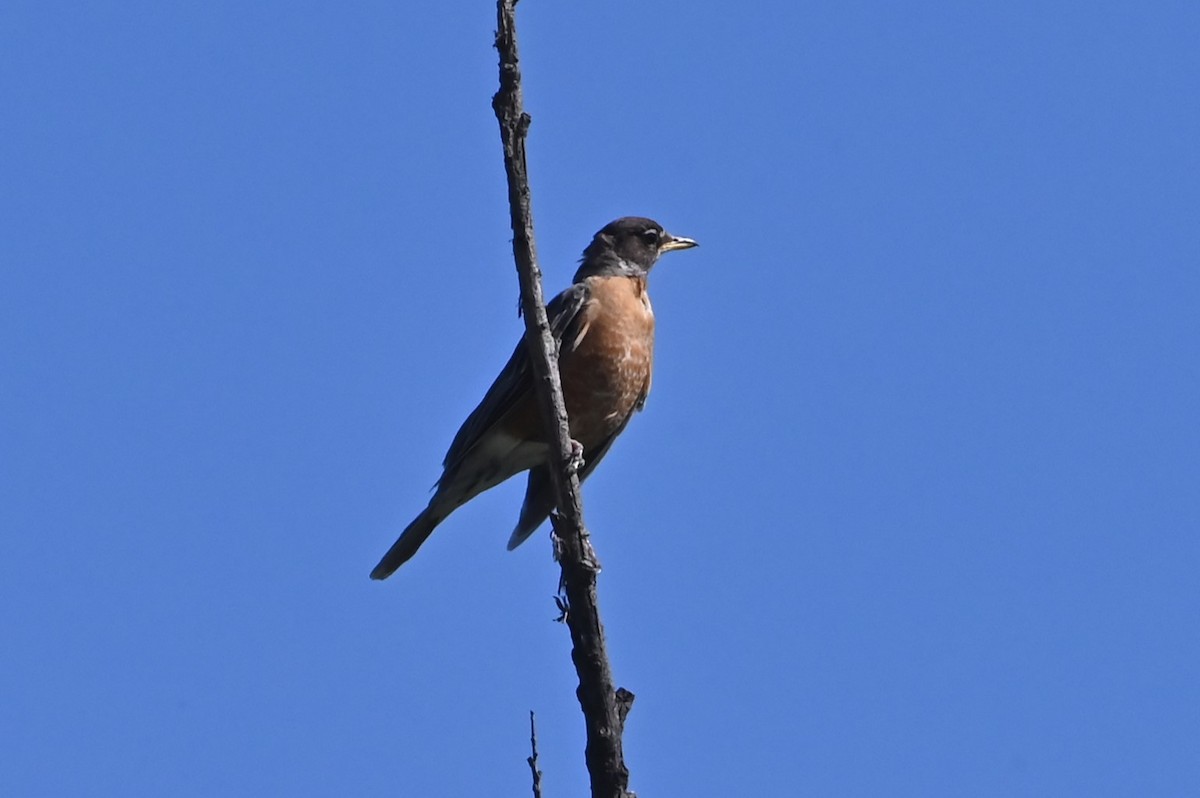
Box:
[659,233,698,253]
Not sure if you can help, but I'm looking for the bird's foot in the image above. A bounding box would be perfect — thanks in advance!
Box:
[566,439,585,475]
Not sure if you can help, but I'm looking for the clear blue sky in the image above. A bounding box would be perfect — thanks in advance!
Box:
[3,2,1198,795]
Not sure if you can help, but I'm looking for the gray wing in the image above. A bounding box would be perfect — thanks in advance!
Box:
[440,282,593,476]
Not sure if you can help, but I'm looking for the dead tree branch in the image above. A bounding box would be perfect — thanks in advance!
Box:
[527,711,543,798]
[491,2,634,796]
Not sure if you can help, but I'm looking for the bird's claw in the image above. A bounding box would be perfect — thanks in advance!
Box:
[566,439,585,475]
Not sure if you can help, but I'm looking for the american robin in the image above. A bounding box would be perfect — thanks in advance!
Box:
[370,217,697,579]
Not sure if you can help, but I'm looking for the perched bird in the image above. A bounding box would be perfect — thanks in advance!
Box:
[370,217,697,579]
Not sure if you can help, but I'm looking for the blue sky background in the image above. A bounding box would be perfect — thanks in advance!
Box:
[3,1,1198,795]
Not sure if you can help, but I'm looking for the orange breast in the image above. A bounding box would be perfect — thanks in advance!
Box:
[559,275,655,450]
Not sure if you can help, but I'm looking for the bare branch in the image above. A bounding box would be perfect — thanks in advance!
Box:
[527,711,543,798]
[492,2,634,796]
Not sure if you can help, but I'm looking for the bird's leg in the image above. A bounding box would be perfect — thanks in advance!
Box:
[566,439,585,475]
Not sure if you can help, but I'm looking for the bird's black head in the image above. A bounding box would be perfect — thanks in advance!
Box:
[573,216,698,281]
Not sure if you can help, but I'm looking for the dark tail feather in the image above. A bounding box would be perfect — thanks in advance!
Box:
[370,507,444,580]
[506,465,556,551]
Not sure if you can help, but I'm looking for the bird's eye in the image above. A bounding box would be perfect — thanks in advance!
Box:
[640,229,660,245]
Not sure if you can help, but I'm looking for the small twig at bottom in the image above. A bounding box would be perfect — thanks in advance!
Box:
[527,711,543,798]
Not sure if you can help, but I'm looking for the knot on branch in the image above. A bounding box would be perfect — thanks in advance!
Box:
[615,687,635,730]
[550,512,601,574]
